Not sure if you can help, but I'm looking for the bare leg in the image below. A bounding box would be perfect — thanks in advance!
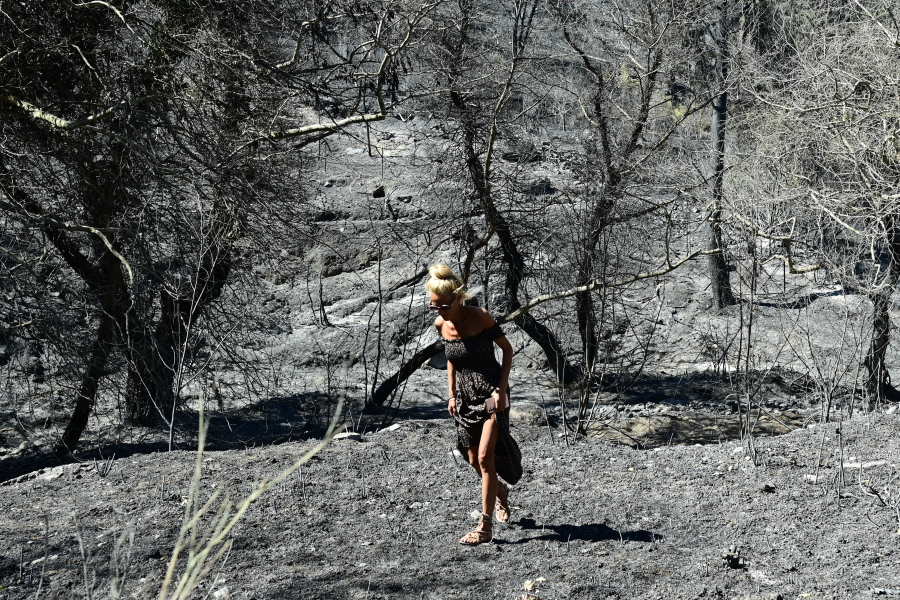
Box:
[459,418,499,544]
[467,445,482,477]
[477,416,499,517]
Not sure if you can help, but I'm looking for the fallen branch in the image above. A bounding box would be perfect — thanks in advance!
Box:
[367,340,442,407]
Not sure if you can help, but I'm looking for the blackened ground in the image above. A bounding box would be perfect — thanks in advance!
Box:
[1,408,899,600]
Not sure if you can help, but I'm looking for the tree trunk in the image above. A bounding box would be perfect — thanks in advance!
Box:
[125,344,163,426]
[707,0,736,309]
[866,289,894,401]
[574,186,616,372]
[55,252,122,456]
[125,251,233,425]
[447,85,578,385]
[125,293,182,426]
[866,215,900,403]
[493,208,579,385]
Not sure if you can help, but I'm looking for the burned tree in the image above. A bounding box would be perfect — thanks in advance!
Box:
[0,0,438,453]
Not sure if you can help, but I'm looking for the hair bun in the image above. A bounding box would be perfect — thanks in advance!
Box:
[428,264,455,281]
[425,263,472,301]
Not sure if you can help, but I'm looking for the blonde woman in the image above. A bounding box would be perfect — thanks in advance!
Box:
[426,264,522,545]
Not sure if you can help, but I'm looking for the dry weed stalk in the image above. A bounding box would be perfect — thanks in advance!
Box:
[158,389,346,600]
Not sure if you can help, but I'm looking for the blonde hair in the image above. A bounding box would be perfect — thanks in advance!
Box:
[425,264,472,301]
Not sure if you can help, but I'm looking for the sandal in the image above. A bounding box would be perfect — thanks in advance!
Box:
[496,480,511,523]
[459,513,493,545]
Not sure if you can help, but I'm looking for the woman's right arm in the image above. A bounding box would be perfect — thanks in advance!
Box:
[447,360,457,416]
[436,317,457,416]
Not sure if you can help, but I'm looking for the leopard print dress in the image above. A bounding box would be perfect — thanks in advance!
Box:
[443,323,523,485]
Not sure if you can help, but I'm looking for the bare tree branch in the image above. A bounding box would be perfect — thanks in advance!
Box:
[0,94,156,131]
[499,249,719,324]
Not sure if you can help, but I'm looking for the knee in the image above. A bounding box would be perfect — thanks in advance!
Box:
[477,451,494,473]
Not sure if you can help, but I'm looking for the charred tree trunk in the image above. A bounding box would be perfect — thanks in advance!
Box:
[707,0,736,309]
[125,332,162,426]
[124,293,183,426]
[494,210,579,385]
[866,215,900,403]
[560,18,660,379]
[53,145,129,455]
[449,87,578,385]
[574,185,616,372]
[55,251,122,456]
[368,340,443,408]
[125,251,233,425]
[867,289,894,401]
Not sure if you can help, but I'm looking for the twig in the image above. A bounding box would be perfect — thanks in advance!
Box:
[541,405,555,445]
[93,453,116,478]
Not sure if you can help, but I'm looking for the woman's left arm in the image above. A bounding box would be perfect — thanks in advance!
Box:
[494,334,513,411]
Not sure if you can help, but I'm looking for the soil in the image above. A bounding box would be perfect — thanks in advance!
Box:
[1,407,899,600]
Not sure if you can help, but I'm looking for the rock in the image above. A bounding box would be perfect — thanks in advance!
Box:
[39,467,64,482]
[844,459,888,469]
[526,178,556,196]
[449,449,468,468]
[213,588,230,600]
[378,424,401,433]
[594,405,616,419]
[722,545,745,569]
[509,404,547,426]
[501,151,540,163]
[333,432,362,442]
[887,405,898,415]
[314,209,343,222]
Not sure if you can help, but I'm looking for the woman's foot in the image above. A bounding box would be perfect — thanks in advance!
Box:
[459,513,493,545]
[496,480,511,523]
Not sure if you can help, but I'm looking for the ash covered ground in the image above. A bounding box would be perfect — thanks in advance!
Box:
[1,406,899,600]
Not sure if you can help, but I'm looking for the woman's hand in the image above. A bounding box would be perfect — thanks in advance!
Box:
[491,387,509,412]
[448,395,458,418]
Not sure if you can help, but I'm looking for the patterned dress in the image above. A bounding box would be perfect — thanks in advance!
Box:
[443,323,523,485]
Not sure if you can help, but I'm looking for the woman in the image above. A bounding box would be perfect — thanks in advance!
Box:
[426,264,523,545]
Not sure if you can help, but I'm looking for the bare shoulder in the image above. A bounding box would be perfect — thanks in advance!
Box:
[475,307,497,328]
[433,315,445,332]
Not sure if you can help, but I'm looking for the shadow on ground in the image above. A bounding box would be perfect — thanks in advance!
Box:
[504,518,660,544]
[1,369,846,482]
